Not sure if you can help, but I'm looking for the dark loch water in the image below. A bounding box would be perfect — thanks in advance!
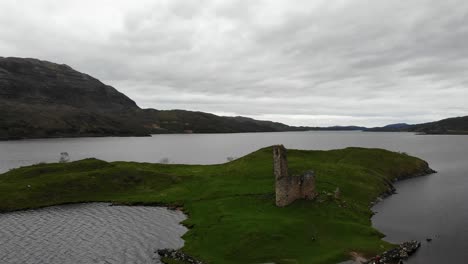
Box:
[0,203,187,264]
[1,131,467,263]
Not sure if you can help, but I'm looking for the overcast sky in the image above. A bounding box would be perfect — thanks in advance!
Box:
[1,0,468,127]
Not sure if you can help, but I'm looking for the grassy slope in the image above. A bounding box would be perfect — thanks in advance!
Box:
[0,147,431,264]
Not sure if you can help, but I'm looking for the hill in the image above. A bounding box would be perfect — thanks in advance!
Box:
[366,117,468,134]
[0,57,309,139]
[408,116,468,134]
[0,146,434,263]
[308,125,366,131]
[365,123,413,132]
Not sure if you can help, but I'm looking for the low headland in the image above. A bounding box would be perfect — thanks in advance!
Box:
[0,146,434,264]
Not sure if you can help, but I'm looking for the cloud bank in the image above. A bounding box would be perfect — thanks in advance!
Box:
[1,0,468,126]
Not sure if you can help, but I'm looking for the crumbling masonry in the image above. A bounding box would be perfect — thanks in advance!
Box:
[273,145,317,207]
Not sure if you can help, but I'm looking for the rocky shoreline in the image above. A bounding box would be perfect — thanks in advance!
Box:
[157,249,205,264]
[393,167,437,182]
[158,241,421,264]
[370,166,436,206]
[365,166,436,264]
[366,240,421,264]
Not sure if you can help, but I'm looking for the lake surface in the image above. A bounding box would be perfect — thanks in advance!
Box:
[1,131,467,263]
[0,203,187,264]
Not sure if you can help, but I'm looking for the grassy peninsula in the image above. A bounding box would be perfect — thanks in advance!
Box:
[0,147,432,264]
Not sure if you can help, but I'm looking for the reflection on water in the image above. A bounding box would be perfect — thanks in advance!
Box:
[0,203,187,264]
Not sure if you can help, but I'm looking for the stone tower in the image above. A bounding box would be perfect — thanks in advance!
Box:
[273,145,317,207]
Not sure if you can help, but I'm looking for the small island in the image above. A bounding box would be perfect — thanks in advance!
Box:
[0,146,434,264]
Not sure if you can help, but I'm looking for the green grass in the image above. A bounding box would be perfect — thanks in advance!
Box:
[0,146,431,264]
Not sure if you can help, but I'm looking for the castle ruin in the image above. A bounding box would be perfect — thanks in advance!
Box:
[273,145,317,207]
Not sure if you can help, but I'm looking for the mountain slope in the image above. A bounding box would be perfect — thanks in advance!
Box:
[365,117,468,134]
[0,57,138,112]
[0,57,310,140]
[408,116,468,134]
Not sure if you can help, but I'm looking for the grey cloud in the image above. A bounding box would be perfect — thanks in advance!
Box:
[1,0,468,127]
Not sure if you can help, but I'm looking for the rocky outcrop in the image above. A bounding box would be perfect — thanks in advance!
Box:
[157,249,204,264]
[393,166,437,182]
[367,240,421,264]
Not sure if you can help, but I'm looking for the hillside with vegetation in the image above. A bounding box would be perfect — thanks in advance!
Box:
[408,116,468,134]
[0,57,309,140]
[365,123,412,132]
[0,146,434,263]
[366,116,468,134]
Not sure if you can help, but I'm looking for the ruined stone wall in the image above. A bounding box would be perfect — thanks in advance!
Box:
[273,145,289,179]
[273,145,317,207]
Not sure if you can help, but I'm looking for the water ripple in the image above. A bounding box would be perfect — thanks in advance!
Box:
[0,203,188,264]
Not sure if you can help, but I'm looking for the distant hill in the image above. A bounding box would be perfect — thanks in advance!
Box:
[308,125,366,131]
[366,117,468,134]
[408,116,468,134]
[365,123,413,132]
[0,57,312,140]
